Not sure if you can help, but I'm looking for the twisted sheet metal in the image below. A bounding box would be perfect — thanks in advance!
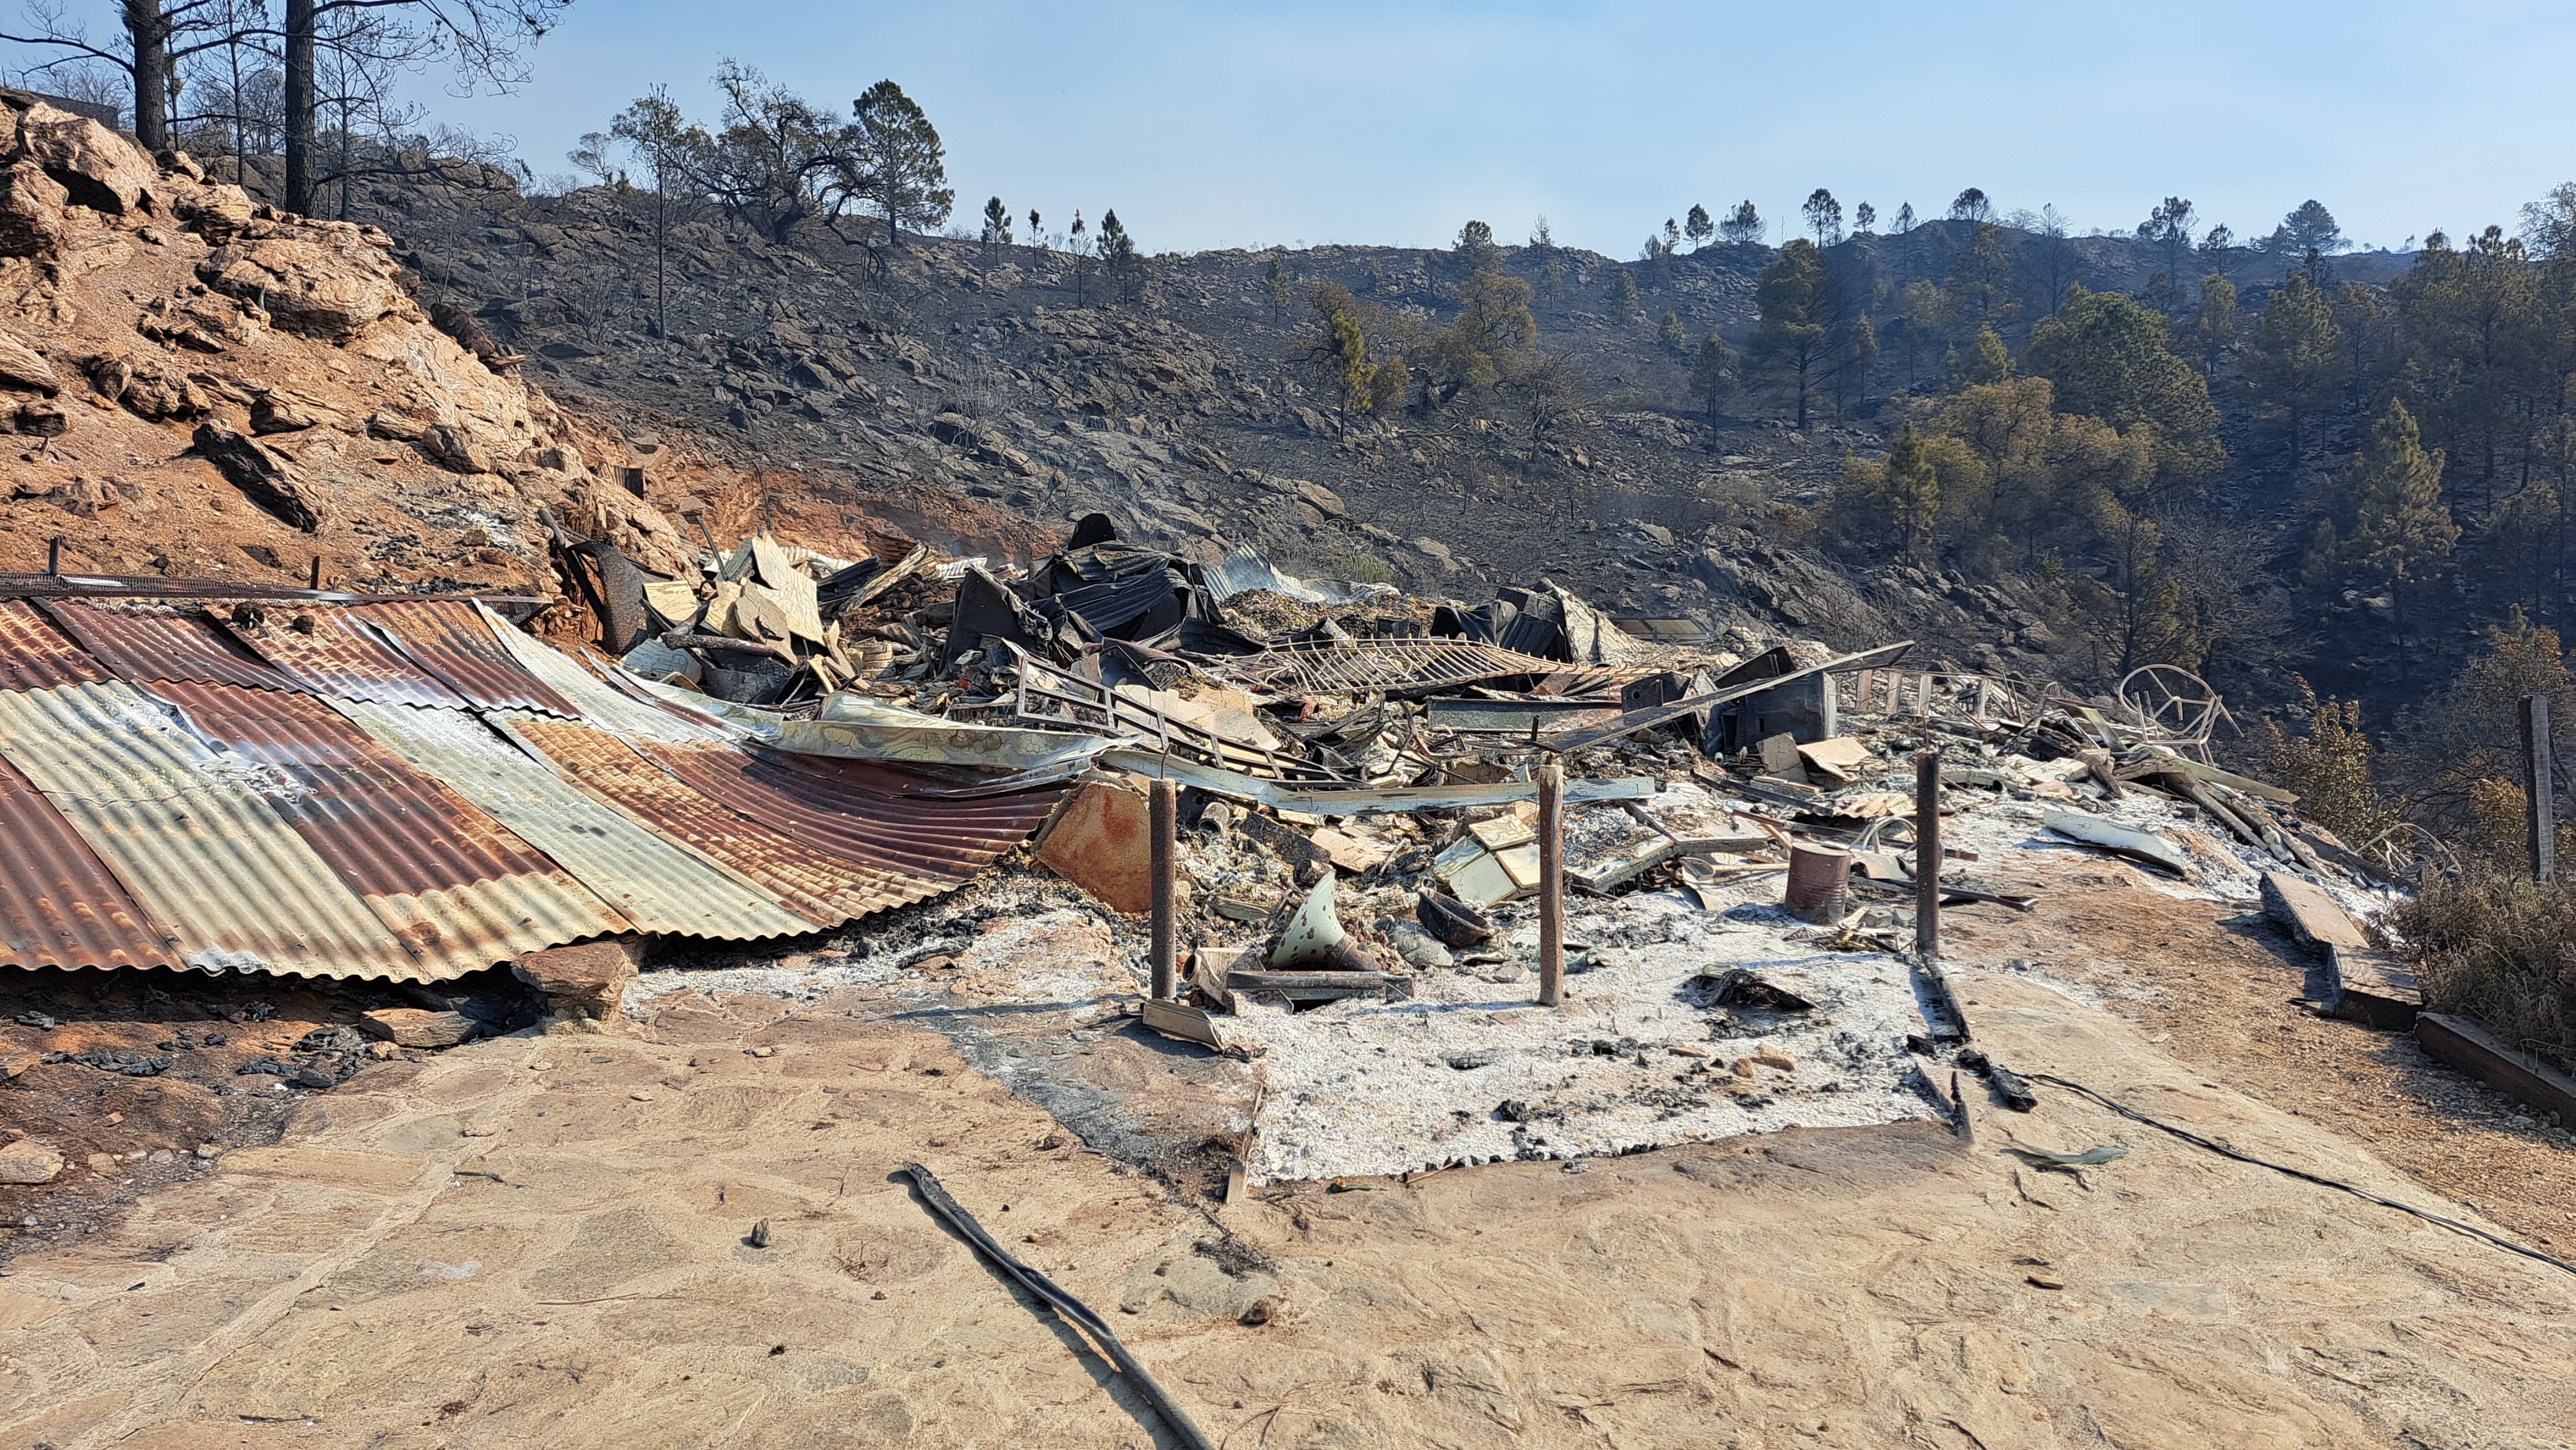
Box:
[472,602,726,744]
[0,682,426,978]
[147,681,628,976]
[499,718,918,925]
[357,599,578,717]
[39,601,300,691]
[0,752,173,970]
[1207,636,1565,695]
[220,607,470,708]
[0,600,107,692]
[334,699,820,940]
[640,740,1066,900]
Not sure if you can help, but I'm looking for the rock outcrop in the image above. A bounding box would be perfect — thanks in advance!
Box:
[0,87,695,594]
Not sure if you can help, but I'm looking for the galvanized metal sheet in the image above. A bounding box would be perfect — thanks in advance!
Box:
[500,718,913,925]
[0,752,173,970]
[0,682,427,978]
[219,606,470,708]
[472,603,726,744]
[355,599,580,717]
[640,740,1065,897]
[0,600,107,692]
[334,699,821,940]
[147,681,629,975]
[41,601,300,691]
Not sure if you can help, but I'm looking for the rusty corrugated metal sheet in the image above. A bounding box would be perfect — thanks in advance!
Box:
[0,752,174,970]
[146,681,630,975]
[333,699,822,940]
[42,601,301,691]
[500,718,913,925]
[471,602,723,742]
[0,682,429,978]
[357,599,578,717]
[0,600,107,692]
[640,741,1066,906]
[218,606,470,708]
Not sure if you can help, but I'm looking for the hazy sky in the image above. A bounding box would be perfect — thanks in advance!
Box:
[19,0,2576,255]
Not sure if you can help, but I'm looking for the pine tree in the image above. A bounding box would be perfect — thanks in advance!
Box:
[1611,269,1641,323]
[1689,333,1734,423]
[1658,310,1688,355]
[2348,400,2460,623]
[2191,273,2237,379]
[1744,240,1830,428]
[1870,421,1943,554]
[1720,200,1763,248]
[1684,203,1714,250]
[1853,201,1876,235]
[1096,209,1141,304]
[1803,188,1842,246]
[1454,219,1503,276]
[2134,197,2196,301]
[1894,202,1917,235]
[1942,325,2009,390]
[2241,273,2342,468]
[1264,253,1291,324]
[980,196,1011,262]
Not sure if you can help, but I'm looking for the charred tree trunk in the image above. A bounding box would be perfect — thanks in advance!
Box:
[283,0,316,214]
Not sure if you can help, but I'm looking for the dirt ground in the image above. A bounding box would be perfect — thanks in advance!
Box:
[1940,865,2576,1254]
[0,965,2569,1449]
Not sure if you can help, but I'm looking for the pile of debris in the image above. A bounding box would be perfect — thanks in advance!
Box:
[588,509,2398,1053]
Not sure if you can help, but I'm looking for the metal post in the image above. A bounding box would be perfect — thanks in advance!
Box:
[1538,762,1565,1007]
[1915,749,1941,962]
[308,554,324,591]
[2524,695,2556,883]
[46,536,62,575]
[1149,776,1177,1001]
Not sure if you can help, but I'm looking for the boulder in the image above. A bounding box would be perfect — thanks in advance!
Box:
[359,1007,474,1048]
[1294,480,1347,518]
[198,232,419,341]
[0,329,59,393]
[513,939,642,1020]
[193,423,325,532]
[0,1137,63,1184]
[17,105,159,216]
[0,157,66,257]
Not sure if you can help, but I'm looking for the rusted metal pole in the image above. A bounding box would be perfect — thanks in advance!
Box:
[1538,762,1565,1007]
[1149,776,1177,1001]
[2525,695,2556,883]
[1915,749,1941,962]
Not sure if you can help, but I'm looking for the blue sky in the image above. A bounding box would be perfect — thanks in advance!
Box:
[17,1,2576,255]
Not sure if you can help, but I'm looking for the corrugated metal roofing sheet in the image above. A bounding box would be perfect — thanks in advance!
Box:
[640,741,1065,901]
[357,599,578,717]
[0,600,107,692]
[146,681,629,976]
[499,718,913,925]
[0,752,173,970]
[333,700,821,940]
[219,607,470,708]
[41,601,302,692]
[0,682,427,978]
[473,603,725,744]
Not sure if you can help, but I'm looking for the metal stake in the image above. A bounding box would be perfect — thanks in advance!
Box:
[2524,695,2556,883]
[1538,762,1565,1007]
[46,536,63,575]
[1149,776,1177,1000]
[1915,749,1941,962]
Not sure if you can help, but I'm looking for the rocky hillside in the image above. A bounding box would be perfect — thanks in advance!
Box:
[0,89,719,596]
